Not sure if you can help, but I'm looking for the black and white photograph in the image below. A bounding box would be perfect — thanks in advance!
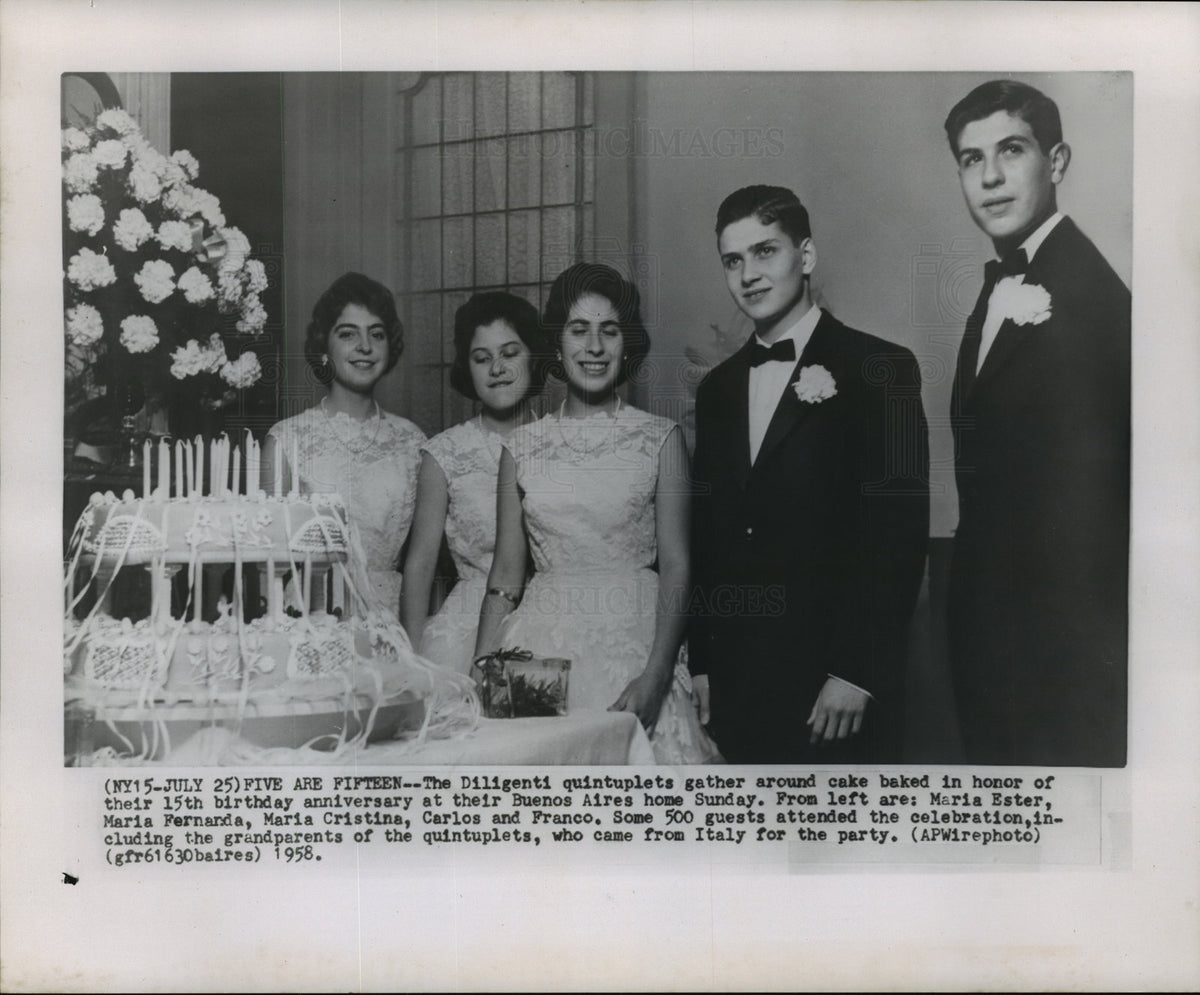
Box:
[3,1,1198,991]
[58,68,1130,769]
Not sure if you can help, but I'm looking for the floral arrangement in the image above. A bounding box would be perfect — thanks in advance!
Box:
[62,107,267,435]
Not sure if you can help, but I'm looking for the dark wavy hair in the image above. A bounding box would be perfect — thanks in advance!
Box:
[715,184,812,246]
[449,291,542,401]
[944,80,1063,158]
[304,272,404,386]
[542,262,650,386]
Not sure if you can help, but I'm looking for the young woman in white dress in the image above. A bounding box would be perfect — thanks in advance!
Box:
[400,292,540,673]
[474,263,719,763]
[263,272,426,619]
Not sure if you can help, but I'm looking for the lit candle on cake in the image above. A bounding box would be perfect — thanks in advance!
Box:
[266,554,275,618]
[185,440,194,497]
[231,446,241,498]
[158,439,170,498]
[142,440,151,498]
[243,430,256,497]
[175,440,184,498]
[194,435,204,497]
[219,436,228,497]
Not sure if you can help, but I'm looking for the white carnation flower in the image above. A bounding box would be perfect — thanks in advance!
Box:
[92,139,128,169]
[112,208,154,251]
[169,340,206,379]
[64,152,99,193]
[62,127,90,152]
[119,315,159,354]
[161,159,188,189]
[237,296,268,333]
[66,247,117,291]
[169,337,224,379]
[97,108,139,136]
[793,364,838,404]
[221,351,262,389]
[217,226,251,273]
[198,193,226,228]
[243,258,269,293]
[993,277,1053,327]
[120,129,153,157]
[177,266,215,304]
[66,194,105,236]
[216,269,245,309]
[133,259,175,303]
[66,303,104,346]
[133,145,170,178]
[128,160,163,203]
[161,184,196,218]
[155,220,195,253]
[171,150,200,180]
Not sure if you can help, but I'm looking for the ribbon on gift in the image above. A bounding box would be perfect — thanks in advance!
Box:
[472,647,533,716]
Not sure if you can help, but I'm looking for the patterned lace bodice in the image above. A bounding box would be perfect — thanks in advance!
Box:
[505,406,677,575]
[422,419,506,581]
[267,405,426,578]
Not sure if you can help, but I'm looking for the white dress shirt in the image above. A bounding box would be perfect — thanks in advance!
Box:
[748,305,822,464]
[977,212,1064,373]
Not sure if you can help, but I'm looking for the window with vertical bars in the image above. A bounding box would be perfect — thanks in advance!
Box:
[395,71,596,432]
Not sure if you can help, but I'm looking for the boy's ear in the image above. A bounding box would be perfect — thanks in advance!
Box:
[800,237,817,276]
[1048,142,1071,185]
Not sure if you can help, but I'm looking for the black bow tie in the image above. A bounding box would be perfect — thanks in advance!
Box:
[747,338,796,368]
[984,248,1029,284]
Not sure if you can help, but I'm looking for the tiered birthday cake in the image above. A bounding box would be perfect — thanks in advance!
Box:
[64,433,474,761]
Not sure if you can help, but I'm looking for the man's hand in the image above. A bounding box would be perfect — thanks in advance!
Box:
[806,678,869,744]
[691,674,710,726]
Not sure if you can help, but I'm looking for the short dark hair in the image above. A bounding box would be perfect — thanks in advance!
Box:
[449,291,542,400]
[542,262,650,387]
[304,272,404,385]
[944,80,1063,158]
[715,185,812,245]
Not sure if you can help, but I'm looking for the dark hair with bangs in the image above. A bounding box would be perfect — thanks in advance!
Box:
[944,79,1063,158]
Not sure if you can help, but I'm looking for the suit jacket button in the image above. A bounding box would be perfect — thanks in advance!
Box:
[745,526,753,537]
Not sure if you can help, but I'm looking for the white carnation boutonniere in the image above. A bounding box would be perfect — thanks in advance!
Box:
[993,276,1053,326]
[793,364,838,404]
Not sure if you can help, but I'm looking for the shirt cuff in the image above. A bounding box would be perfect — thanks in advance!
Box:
[827,674,873,700]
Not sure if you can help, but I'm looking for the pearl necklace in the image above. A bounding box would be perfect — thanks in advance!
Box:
[555,396,623,456]
[321,396,383,454]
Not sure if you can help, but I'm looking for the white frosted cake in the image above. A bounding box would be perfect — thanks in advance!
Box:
[64,434,475,761]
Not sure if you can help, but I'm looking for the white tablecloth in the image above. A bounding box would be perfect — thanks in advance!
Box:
[94,711,657,766]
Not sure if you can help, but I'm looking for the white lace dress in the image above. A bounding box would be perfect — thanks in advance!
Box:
[419,419,505,674]
[499,405,719,764]
[267,404,426,618]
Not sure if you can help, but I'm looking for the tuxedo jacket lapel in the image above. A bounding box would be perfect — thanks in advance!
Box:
[754,311,835,470]
[727,340,753,491]
[956,279,991,405]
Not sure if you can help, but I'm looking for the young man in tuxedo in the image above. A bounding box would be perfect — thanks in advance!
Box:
[689,185,929,764]
[944,80,1130,767]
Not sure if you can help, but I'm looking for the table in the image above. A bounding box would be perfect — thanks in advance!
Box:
[73,710,656,766]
